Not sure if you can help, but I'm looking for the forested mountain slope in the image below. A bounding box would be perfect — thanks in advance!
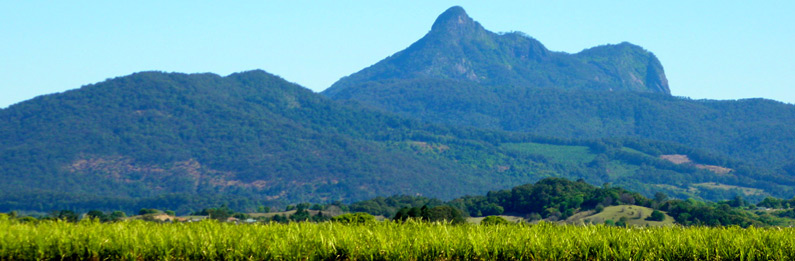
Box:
[322,6,795,170]
[0,70,504,211]
[2,70,791,213]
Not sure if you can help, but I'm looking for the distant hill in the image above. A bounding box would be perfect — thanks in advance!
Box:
[0,70,507,212]
[2,70,791,214]
[566,205,675,227]
[322,6,795,170]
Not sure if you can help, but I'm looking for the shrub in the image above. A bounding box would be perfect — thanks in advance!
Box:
[646,210,666,221]
[481,216,510,225]
[332,212,377,224]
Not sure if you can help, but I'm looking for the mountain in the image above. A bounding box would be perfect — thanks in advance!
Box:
[2,7,793,213]
[2,70,791,214]
[0,70,512,211]
[322,6,795,170]
[324,6,670,98]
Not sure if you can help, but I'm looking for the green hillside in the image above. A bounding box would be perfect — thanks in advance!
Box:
[322,6,795,172]
[2,70,790,213]
[567,205,675,227]
[0,70,512,212]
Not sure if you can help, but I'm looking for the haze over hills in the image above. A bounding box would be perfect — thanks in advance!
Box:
[323,6,795,170]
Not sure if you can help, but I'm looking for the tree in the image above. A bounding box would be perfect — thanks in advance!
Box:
[271,214,288,223]
[393,207,410,222]
[138,208,159,215]
[290,208,310,222]
[646,210,665,221]
[619,193,636,205]
[310,211,330,222]
[53,210,79,222]
[86,210,108,222]
[333,212,376,224]
[654,192,668,203]
[426,206,466,224]
[109,211,126,221]
[729,195,747,208]
[615,217,628,227]
[481,216,509,225]
[420,205,431,221]
[392,205,465,224]
[205,206,232,221]
[407,207,422,220]
[296,203,311,210]
[757,197,783,209]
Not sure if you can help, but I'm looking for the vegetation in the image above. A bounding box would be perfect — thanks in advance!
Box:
[327,78,795,173]
[0,70,542,213]
[480,215,510,225]
[570,205,674,227]
[5,70,786,214]
[331,212,376,224]
[6,177,795,228]
[4,215,795,260]
[393,205,466,224]
[323,7,795,177]
[352,177,795,227]
[647,210,666,221]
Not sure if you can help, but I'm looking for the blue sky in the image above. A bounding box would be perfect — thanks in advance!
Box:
[1,1,793,108]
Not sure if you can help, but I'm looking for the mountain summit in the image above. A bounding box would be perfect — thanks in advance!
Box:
[430,6,482,35]
[323,6,670,98]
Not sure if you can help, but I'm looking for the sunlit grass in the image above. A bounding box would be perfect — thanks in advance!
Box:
[2,214,794,260]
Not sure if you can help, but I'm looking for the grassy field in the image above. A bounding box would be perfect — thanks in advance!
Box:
[567,205,675,227]
[3,214,795,260]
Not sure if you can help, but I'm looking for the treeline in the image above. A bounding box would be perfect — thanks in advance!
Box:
[452,178,651,220]
[353,178,650,221]
[8,177,795,227]
[350,177,795,227]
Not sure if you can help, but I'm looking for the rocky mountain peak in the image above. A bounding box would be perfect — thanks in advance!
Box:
[430,6,483,36]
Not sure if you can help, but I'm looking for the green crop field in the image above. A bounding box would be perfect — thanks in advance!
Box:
[2,215,795,260]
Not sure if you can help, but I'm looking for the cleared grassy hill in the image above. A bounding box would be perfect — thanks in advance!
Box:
[567,205,674,227]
